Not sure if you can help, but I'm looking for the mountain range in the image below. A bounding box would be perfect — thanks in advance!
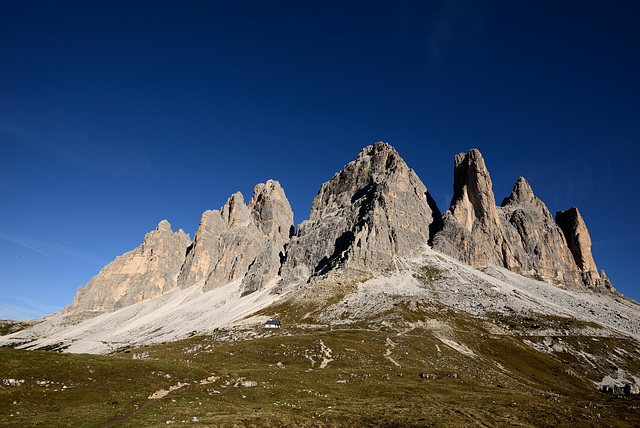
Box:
[28,143,616,319]
[1,142,638,402]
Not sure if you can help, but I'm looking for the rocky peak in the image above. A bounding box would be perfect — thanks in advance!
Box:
[67,220,191,321]
[221,192,251,227]
[500,177,553,223]
[502,177,535,206]
[156,219,172,232]
[248,179,294,244]
[309,142,410,221]
[177,181,294,294]
[499,178,584,286]
[556,208,596,271]
[281,142,438,281]
[433,149,511,268]
[450,149,500,232]
[240,179,295,294]
[556,207,613,290]
[147,220,189,246]
[432,150,590,288]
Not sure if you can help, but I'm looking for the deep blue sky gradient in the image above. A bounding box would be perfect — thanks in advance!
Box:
[1,1,639,320]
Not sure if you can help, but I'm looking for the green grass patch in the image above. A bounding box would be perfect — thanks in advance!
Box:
[1,305,639,427]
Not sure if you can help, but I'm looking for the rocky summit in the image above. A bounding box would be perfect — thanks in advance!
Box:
[177,180,294,296]
[281,142,439,281]
[556,206,614,290]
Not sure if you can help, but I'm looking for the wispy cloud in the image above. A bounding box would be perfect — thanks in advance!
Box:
[1,292,62,312]
[0,230,102,265]
[0,124,46,144]
[0,231,49,256]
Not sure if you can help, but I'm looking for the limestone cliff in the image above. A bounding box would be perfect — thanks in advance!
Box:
[177,180,293,295]
[281,142,439,281]
[431,149,514,268]
[67,220,190,320]
[556,207,614,291]
[499,177,584,286]
[432,149,610,290]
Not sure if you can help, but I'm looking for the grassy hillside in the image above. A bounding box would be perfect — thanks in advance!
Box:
[2,302,639,427]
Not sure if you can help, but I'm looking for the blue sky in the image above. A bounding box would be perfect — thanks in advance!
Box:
[1,1,639,320]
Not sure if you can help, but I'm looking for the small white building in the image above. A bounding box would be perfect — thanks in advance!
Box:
[264,319,281,329]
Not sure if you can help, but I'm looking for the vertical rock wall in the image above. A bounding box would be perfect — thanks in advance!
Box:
[432,148,612,290]
[556,207,614,290]
[499,177,584,286]
[177,180,294,295]
[67,220,191,320]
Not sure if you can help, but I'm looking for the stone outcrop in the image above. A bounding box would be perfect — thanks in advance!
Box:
[280,142,439,281]
[242,180,295,294]
[431,149,513,268]
[177,180,293,295]
[556,207,614,290]
[499,177,584,286]
[67,220,191,320]
[432,149,608,290]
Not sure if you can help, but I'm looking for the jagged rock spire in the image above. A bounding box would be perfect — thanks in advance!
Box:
[502,176,535,205]
[280,142,439,281]
[177,180,294,295]
[450,149,502,233]
[432,149,605,289]
[500,178,584,286]
[432,149,513,268]
[556,207,614,291]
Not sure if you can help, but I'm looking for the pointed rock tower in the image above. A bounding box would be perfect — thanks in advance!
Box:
[177,180,293,295]
[431,149,513,268]
[556,207,614,291]
[432,149,609,290]
[499,177,584,286]
[281,142,439,281]
[67,220,191,320]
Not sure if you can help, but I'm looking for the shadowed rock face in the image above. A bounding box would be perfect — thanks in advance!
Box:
[556,207,614,290]
[67,220,191,320]
[177,180,293,295]
[280,142,439,281]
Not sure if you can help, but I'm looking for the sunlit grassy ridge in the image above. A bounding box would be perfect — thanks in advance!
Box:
[2,300,639,427]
